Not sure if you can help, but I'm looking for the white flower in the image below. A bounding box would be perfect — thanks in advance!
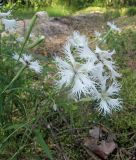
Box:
[96,77,122,114]
[107,81,121,96]
[69,31,88,48]
[103,60,121,79]
[22,54,32,64]
[13,53,32,65]
[107,21,121,32]
[55,31,122,115]
[2,18,17,32]
[78,46,98,62]
[68,31,98,62]
[29,60,42,73]
[0,10,11,18]
[55,42,98,99]
[13,53,42,73]
[90,62,104,81]
[95,46,120,79]
[98,98,122,114]
[63,42,76,65]
[95,46,115,60]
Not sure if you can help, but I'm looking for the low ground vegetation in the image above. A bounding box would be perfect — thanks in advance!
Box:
[0,5,136,160]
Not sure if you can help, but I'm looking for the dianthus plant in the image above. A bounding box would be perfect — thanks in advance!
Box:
[0,10,45,94]
[55,23,122,114]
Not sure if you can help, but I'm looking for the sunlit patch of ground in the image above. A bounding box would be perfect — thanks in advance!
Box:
[115,15,136,30]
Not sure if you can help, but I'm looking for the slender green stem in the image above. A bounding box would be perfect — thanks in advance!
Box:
[98,28,112,45]
[19,14,37,58]
[1,65,26,94]
[0,122,28,149]
[9,145,26,160]
[27,36,45,49]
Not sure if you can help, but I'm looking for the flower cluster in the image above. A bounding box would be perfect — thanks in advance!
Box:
[0,10,44,74]
[55,31,122,114]
[13,53,43,73]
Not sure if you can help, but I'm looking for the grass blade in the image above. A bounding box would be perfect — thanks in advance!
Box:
[34,129,53,160]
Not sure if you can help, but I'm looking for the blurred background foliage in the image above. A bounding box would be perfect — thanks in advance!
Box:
[1,0,136,18]
[3,0,136,9]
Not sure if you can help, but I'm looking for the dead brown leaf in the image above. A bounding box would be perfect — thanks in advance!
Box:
[84,126,117,159]
[89,126,102,139]
[96,140,117,159]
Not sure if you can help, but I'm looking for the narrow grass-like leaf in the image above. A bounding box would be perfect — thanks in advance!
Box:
[4,123,26,131]
[34,129,53,160]
[21,14,37,53]
[0,122,29,149]
[27,36,45,49]
[9,145,26,160]
[1,65,26,95]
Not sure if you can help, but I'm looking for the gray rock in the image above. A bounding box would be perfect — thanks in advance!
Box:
[16,13,106,54]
